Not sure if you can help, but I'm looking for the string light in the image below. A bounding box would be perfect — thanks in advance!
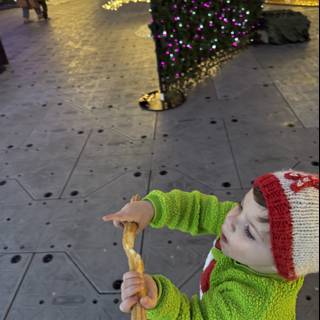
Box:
[149,0,263,80]
[102,0,264,88]
[102,0,149,11]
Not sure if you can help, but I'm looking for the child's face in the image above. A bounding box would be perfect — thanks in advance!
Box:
[221,189,276,273]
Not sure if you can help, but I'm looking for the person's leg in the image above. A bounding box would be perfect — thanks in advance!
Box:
[22,7,30,23]
[35,7,43,20]
[29,0,43,20]
[39,0,48,19]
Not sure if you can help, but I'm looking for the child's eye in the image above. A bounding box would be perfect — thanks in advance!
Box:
[244,225,255,240]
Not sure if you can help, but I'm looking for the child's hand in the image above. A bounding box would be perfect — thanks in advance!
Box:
[102,200,155,232]
[120,271,158,313]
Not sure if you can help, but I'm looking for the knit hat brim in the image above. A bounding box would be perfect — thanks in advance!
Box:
[254,173,296,280]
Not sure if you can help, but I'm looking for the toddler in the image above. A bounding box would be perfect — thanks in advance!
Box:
[103,170,319,319]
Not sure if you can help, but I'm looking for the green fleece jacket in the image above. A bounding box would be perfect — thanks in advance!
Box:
[143,189,304,320]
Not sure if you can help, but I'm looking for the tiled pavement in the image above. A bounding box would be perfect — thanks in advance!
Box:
[0,1,319,319]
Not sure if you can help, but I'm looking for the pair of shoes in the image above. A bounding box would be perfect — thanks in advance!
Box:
[38,15,45,20]
[23,19,33,24]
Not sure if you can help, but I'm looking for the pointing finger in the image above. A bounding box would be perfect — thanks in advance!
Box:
[102,213,122,221]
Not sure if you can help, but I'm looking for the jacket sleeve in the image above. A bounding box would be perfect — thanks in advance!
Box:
[146,274,303,320]
[143,189,236,236]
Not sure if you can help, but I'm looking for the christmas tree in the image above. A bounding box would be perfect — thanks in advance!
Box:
[148,0,264,109]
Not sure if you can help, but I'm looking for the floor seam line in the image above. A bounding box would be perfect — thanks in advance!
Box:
[59,129,93,198]
[3,253,35,320]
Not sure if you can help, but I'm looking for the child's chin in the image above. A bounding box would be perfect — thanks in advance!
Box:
[220,244,228,256]
[221,246,235,261]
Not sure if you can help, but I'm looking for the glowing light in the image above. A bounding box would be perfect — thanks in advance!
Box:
[102,0,150,11]
[265,0,318,5]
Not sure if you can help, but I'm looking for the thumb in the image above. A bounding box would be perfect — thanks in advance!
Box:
[140,296,154,310]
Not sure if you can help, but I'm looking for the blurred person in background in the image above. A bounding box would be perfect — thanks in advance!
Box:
[38,0,49,20]
[17,0,42,23]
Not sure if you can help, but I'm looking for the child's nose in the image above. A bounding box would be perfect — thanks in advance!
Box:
[230,219,236,232]
[228,213,237,232]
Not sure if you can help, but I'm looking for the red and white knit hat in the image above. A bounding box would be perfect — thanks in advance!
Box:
[253,170,319,280]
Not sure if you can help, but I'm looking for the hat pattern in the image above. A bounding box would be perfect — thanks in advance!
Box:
[254,170,319,280]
